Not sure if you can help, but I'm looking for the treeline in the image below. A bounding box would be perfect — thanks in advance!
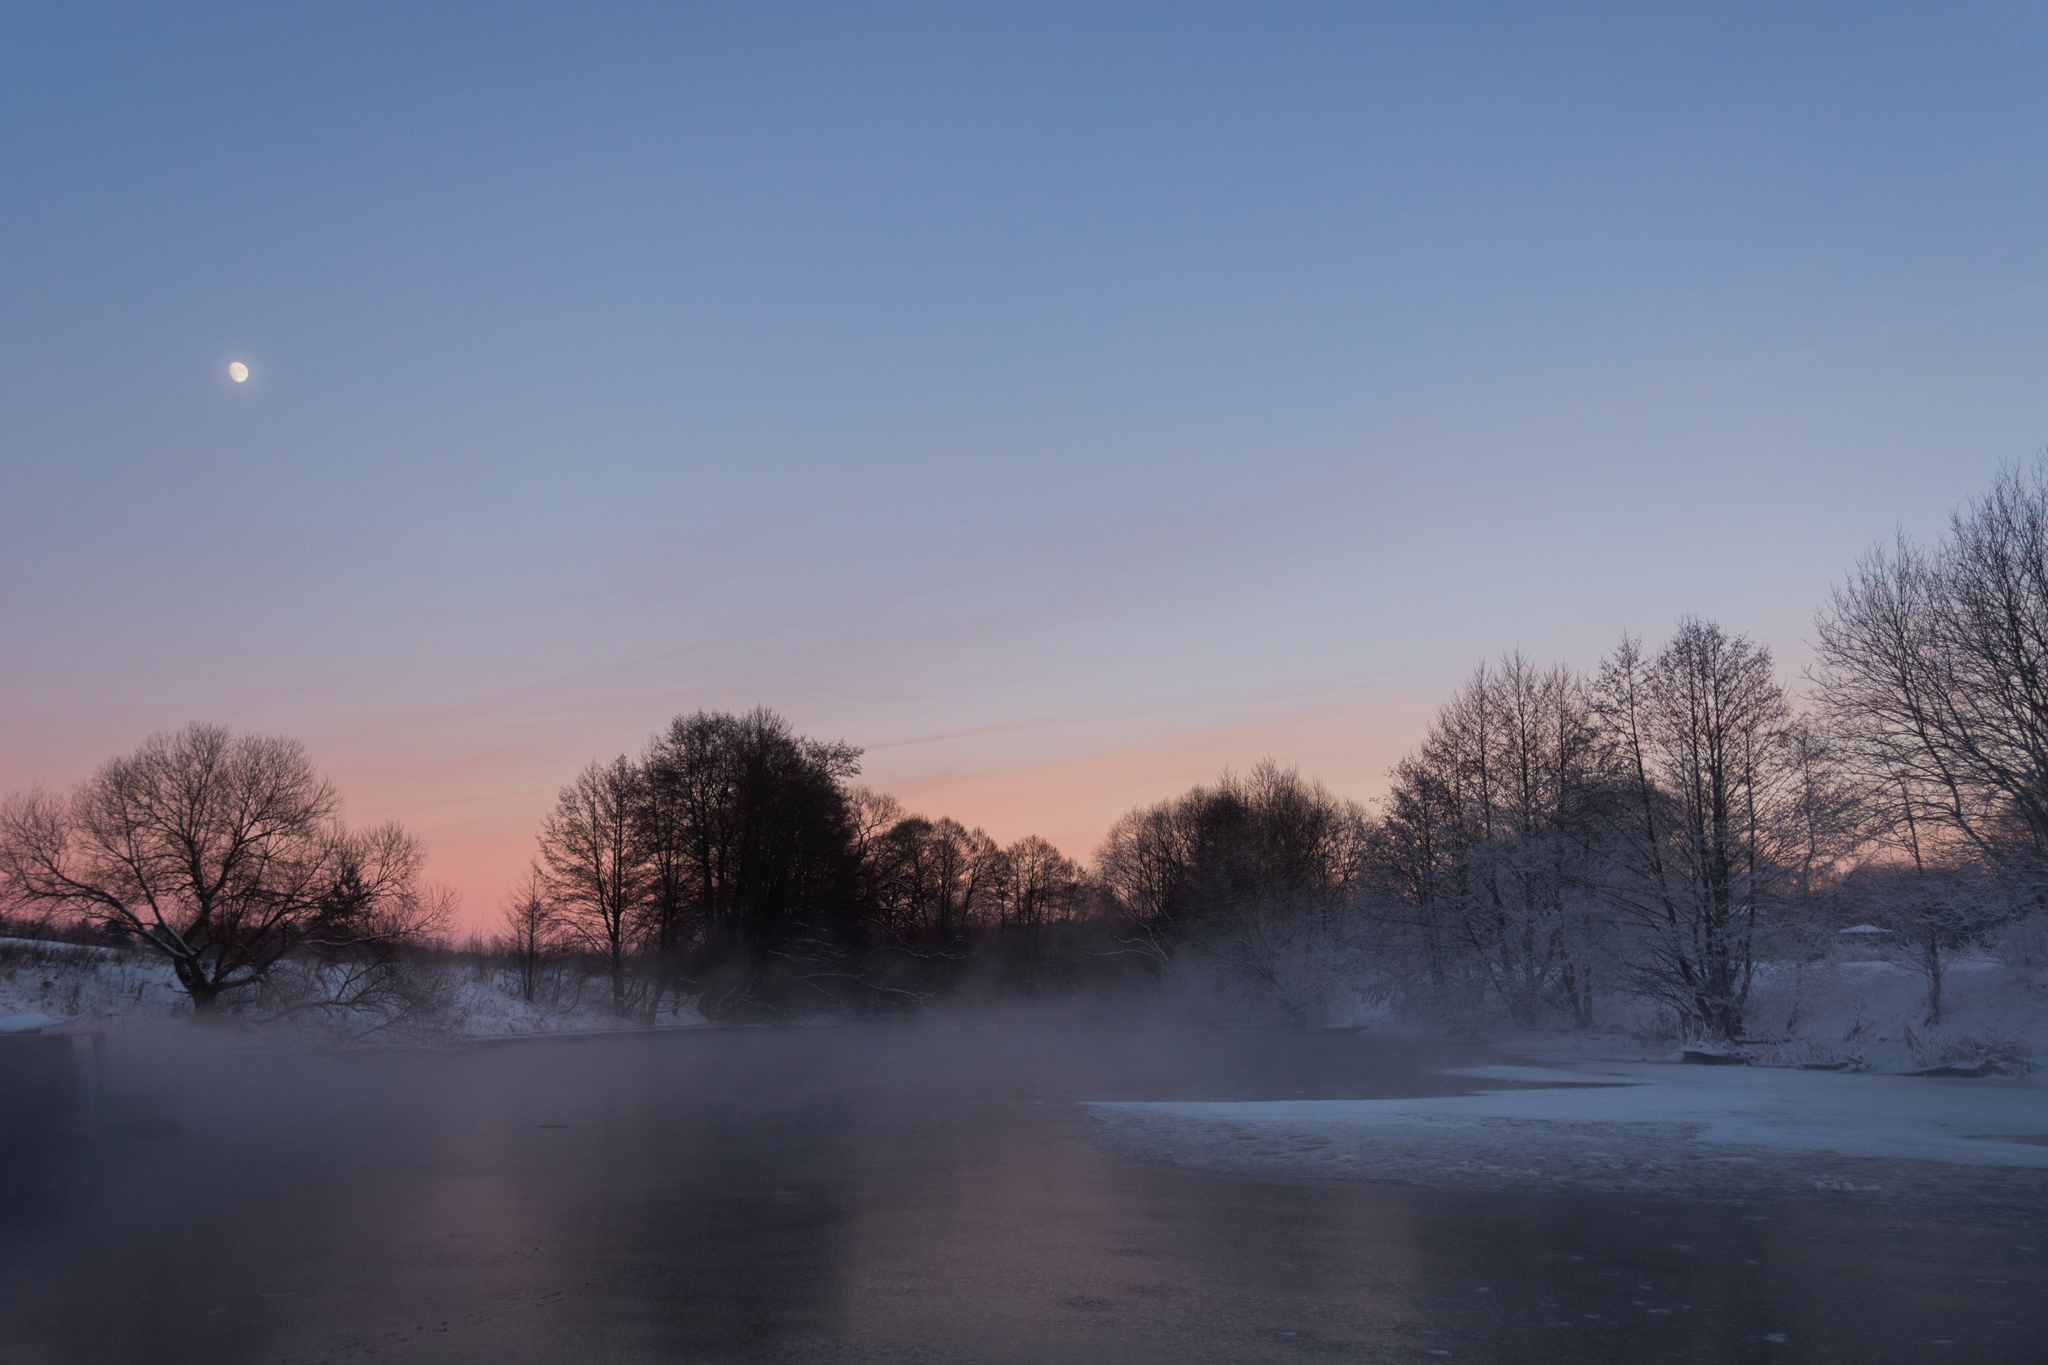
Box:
[511,708,1115,1020]
[506,463,2048,1038]
[1090,628,1825,1038]
[1092,464,2048,1040]
[13,465,2048,1040]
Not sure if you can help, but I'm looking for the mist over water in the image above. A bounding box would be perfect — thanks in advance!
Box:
[2,1013,2040,1363]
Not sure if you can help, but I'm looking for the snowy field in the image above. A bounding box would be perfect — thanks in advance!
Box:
[1622,948,2048,1076]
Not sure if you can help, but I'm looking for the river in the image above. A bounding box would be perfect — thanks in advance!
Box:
[1,1011,2039,1363]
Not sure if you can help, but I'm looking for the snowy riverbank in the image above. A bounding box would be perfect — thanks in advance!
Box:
[1085,948,2048,1215]
[7,930,2046,1070]
[1087,1035,2048,1219]
[1609,949,2048,1076]
[0,936,707,1042]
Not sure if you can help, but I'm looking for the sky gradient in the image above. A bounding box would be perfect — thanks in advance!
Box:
[5,3,2047,926]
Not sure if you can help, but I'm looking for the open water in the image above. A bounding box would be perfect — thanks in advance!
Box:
[1,1012,2040,1363]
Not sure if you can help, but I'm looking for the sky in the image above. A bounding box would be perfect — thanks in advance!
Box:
[5,2,2047,927]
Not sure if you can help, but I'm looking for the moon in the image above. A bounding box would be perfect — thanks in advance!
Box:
[228,361,249,383]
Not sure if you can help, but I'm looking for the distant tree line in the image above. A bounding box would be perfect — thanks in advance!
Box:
[519,708,1111,1020]
[11,464,2048,1040]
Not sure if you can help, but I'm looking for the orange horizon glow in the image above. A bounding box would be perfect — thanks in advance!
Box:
[304,686,1449,934]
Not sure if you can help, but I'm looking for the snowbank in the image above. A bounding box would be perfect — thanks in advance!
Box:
[0,936,185,1023]
[0,938,706,1042]
[1087,1037,2048,1217]
[1090,1059,2048,1168]
[1086,954,2048,1212]
[1662,953,2048,1075]
[435,973,708,1038]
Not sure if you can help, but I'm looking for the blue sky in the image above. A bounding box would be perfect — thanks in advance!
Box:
[5,3,2046,917]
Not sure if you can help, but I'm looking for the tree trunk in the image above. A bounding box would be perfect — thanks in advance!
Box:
[1922,924,1944,1025]
[177,961,224,1016]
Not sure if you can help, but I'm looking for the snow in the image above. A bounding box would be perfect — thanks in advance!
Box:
[0,937,708,1041]
[0,936,186,1023]
[1084,1072,2048,1217]
[1578,951,2048,1077]
[436,975,709,1037]
[1089,1058,2048,1168]
[1083,953,2048,1212]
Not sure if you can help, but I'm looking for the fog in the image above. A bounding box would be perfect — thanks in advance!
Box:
[4,1010,2040,1364]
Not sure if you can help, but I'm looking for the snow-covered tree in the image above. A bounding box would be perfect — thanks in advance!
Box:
[1376,654,1611,1027]
[1595,622,1796,1040]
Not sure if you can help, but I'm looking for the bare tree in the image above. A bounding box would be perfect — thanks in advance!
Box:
[1595,622,1794,1040]
[846,786,905,866]
[1807,463,2048,1018]
[1814,463,2048,857]
[501,865,560,1004]
[1778,717,1867,904]
[255,840,458,1041]
[1098,763,1364,937]
[998,835,1086,930]
[866,816,1000,944]
[1377,655,1610,1027]
[634,743,699,1023]
[0,723,442,1015]
[536,756,648,1018]
[1373,749,1460,1001]
[1095,760,1371,1021]
[1841,861,2009,1026]
[1095,801,1189,961]
[984,834,1088,993]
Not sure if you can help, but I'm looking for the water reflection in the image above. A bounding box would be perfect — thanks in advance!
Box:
[0,1014,2039,1363]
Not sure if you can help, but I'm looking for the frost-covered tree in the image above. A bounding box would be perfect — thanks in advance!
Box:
[1810,462,2048,1018]
[1376,655,1610,1027]
[1596,622,1795,1040]
[1815,461,2048,861]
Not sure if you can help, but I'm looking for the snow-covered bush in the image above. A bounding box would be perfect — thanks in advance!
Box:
[1904,1023,2036,1075]
[1992,910,2048,970]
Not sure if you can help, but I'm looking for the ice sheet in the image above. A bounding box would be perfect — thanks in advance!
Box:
[1088,1060,2048,1167]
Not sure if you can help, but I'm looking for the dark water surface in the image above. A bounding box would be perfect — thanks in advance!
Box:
[1,1013,2040,1363]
